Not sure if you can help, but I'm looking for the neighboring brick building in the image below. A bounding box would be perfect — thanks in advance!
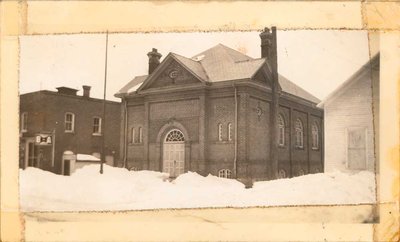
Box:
[115,28,323,182]
[318,54,379,172]
[19,86,121,175]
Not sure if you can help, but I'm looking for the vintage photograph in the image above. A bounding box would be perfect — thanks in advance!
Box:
[18,29,379,212]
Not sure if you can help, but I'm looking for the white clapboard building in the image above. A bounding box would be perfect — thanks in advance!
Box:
[318,54,379,172]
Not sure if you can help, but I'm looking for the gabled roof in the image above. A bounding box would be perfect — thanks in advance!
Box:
[115,75,147,96]
[278,74,320,103]
[116,43,320,103]
[171,53,209,81]
[318,53,379,108]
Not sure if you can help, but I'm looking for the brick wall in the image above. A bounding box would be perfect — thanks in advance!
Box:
[20,91,121,174]
[123,84,323,180]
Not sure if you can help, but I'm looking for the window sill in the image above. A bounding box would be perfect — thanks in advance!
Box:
[214,140,234,144]
[294,146,304,150]
[278,145,286,149]
[65,131,75,134]
[311,147,319,151]
[92,133,102,136]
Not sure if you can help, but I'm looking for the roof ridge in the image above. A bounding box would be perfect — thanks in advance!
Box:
[218,43,254,61]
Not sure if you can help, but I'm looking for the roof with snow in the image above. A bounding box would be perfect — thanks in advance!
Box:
[116,44,320,103]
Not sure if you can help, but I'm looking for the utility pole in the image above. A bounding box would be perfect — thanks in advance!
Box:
[100,31,109,174]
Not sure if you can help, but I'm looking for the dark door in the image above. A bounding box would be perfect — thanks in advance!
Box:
[27,142,37,167]
[64,160,71,176]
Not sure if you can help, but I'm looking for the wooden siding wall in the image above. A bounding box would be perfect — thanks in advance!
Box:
[324,71,375,172]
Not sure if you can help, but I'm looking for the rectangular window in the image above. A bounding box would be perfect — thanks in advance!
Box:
[93,117,102,135]
[21,112,28,132]
[131,128,135,143]
[65,113,75,132]
[228,123,232,141]
[138,127,143,143]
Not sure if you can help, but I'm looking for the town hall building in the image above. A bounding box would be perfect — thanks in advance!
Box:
[115,28,324,182]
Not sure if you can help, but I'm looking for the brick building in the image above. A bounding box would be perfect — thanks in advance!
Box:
[19,86,121,175]
[115,28,323,182]
[319,54,379,172]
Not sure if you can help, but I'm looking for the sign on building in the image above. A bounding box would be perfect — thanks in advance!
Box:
[35,134,53,145]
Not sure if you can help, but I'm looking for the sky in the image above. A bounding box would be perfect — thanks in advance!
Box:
[19,30,371,102]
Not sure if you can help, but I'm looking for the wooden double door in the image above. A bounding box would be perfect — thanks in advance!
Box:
[162,129,185,177]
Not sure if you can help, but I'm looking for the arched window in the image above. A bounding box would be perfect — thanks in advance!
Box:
[218,169,232,179]
[131,127,135,143]
[278,114,285,146]
[228,123,233,141]
[218,123,223,141]
[21,112,28,132]
[311,123,319,149]
[295,119,304,148]
[165,129,185,142]
[138,127,143,143]
[65,112,75,132]
[278,169,286,179]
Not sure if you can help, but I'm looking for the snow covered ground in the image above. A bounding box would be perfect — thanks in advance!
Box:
[19,165,376,212]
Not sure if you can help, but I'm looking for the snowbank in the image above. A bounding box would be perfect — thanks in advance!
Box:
[76,154,100,161]
[19,165,376,212]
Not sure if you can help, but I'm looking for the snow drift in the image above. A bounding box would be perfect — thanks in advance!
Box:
[19,165,376,212]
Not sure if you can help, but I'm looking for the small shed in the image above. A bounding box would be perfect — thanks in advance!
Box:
[318,54,379,172]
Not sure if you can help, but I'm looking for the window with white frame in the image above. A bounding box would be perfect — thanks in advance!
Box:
[131,127,135,143]
[138,127,143,143]
[278,114,285,146]
[228,123,232,141]
[65,112,75,132]
[21,112,28,132]
[295,119,304,148]
[92,117,102,135]
[218,169,232,179]
[218,123,223,141]
[311,123,319,149]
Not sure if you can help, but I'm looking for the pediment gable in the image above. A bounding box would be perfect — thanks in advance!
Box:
[138,54,205,92]
[251,61,275,89]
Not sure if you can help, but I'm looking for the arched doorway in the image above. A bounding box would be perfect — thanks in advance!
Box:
[163,129,185,177]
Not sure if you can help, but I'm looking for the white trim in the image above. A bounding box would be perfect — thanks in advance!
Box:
[138,127,143,143]
[278,114,285,146]
[318,53,379,108]
[21,112,28,133]
[64,112,75,133]
[228,123,232,141]
[295,119,304,148]
[92,116,102,135]
[218,123,223,141]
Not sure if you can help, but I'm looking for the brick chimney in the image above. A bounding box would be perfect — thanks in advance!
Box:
[82,85,91,98]
[259,27,277,68]
[147,48,162,75]
[56,87,78,96]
